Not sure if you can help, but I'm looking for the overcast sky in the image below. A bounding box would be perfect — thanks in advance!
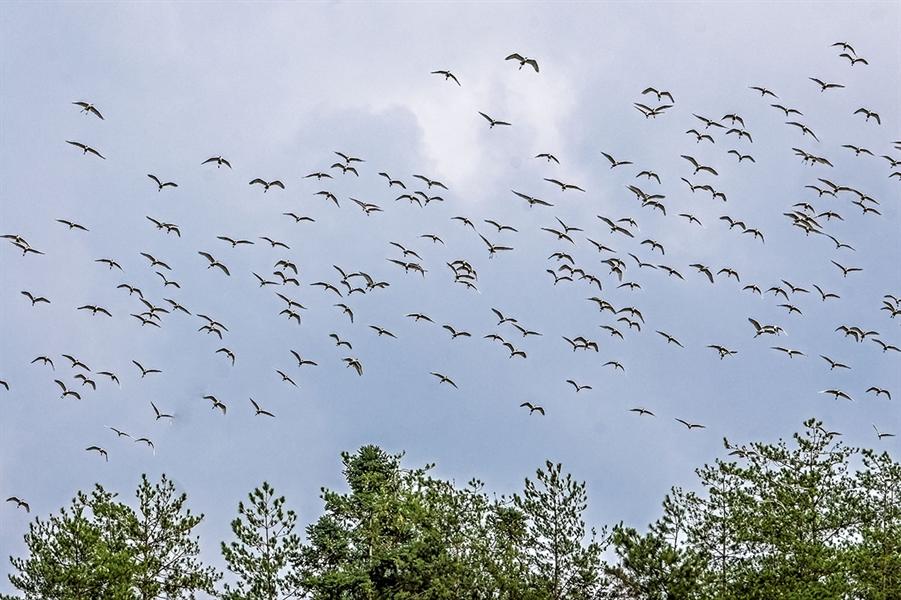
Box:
[1,1,899,593]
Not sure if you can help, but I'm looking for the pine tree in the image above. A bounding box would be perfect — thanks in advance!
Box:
[514,460,604,600]
[3,475,218,600]
[220,482,304,600]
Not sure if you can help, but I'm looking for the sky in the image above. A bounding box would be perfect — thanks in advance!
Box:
[0,1,899,593]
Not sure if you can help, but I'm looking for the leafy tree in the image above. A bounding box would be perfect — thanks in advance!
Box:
[514,460,604,599]
[220,482,304,600]
[3,474,218,600]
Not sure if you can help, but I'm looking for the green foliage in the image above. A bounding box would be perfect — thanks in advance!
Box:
[604,418,901,600]
[5,421,900,600]
[3,474,219,600]
[514,461,604,599]
[220,482,304,600]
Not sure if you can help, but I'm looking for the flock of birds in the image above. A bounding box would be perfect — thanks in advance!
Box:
[3,42,900,514]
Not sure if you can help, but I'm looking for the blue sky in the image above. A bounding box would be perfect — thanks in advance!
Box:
[1,1,899,592]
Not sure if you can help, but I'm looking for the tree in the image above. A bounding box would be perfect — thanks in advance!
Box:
[3,474,219,600]
[846,449,901,599]
[603,419,880,600]
[603,490,705,599]
[220,482,304,600]
[514,460,604,600]
[3,486,135,600]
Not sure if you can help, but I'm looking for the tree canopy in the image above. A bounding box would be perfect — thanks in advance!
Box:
[4,419,899,599]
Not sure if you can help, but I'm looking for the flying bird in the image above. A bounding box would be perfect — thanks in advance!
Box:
[72,101,103,119]
[505,53,539,72]
[249,178,285,192]
[147,174,177,191]
[478,112,511,128]
[202,155,231,168]
[431,70,461,85]
[66,140,105,159]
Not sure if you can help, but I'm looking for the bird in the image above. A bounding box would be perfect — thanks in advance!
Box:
[250,397,275,418]
[544,178,585,192]
[202,155,231,168]
[431,372,457,388]
[412,174,448,189]
[442,325,471,339]
[831,41,856,54]
[198,252,230,275]
[535,153,559,164]
[820,389,853,402]
[56,219,89,231]
[6,496,30,512]
[866,387,892,400]
[873,425,895,440]
[275,369,297,386]
[203,395,228,415]
[147,174,177,191]
[134,437,155,452]
[601,152,632,169]
[749,86,778,98]
[771,103,803,116]
[872,339,900,353]
[840,53,868,66]
[675,418,706,430]
[831,261,862,277]
[724,126,753,143]
[72,101,104,119]
[519,402,544,416]
[259,236,290,249]
[66,140,105,159]
[249,178,285,192]
[132,360,161,378]
[566,380,592,393]
[512,190,553,207]
[812,284,839,302]
[772,347,805,359]
[689,264,715,284]
[77,304,112,317]
[85,446,108,461]
[728,150,755,163]
[634,103,673,118]
[343,357,364,376]
[629,407,655,417]
[369,325,397,338]
[681,155,718,175]
[329,334,352,349]
[283,212,315,223]
[217,236,254,247]
[31,356,55,369]
[20,291,50,306]
[821,356,850,370]
[54,380,81,400]
[707,345,738,360]
[505,52,539,72]
[656,331,684,347]
[478,112,511,128]
[853,108,880,124]
[289,351,318,367]
[62,354,90,371]
[641,87,674,102]
[809,77,844,92]
[216,348,236,365]
[431,70,460,85]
